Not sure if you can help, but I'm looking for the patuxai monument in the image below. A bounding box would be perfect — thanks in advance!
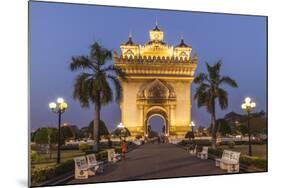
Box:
[114,23,198,140]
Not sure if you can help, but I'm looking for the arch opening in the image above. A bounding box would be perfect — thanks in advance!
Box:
[147,115,166,138]
[144,107,169,137]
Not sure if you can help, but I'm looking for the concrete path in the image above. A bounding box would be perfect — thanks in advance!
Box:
[68,143,225,184]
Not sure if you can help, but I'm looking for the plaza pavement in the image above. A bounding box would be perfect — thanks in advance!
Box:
[68,143,225,184]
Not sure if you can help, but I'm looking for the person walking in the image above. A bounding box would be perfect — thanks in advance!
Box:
[121,140,127,160]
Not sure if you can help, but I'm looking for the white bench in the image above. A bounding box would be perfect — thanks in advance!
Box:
[215,150,240,173]
[189,145,197,155]
[107,149,121,163]
[86,154,104,174]
[132,140,142,145]
[74,154,104,179]
[73,156,89,179]
[197,146,208,159]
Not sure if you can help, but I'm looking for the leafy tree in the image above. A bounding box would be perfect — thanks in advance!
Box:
[111,127,131,139]
[61,126,74,141]
[34,127,57,145]
[185,131,195,140]
[215,119,232,136]
[31,131,36,142]
[239,124,248,136]
[69,42,127,151]
[34,127,58,158]
[88,119,109,140]
[31,150,39,163]
[194,60,238,148]
[239,116,267,136]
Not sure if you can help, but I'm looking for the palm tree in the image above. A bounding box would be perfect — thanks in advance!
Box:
[193,60,238,149]
[69,42,127,151]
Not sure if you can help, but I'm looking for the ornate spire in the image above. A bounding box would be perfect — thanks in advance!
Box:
[153,17,161,31]
[176,36,189,48]
[124,31,135,45]
[180,33,184,41]
[156,17,158,26]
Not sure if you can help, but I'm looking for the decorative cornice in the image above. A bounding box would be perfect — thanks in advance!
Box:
[114,54,198,65]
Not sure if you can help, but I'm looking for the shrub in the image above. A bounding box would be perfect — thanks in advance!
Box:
[208,148,223,157]
[96,150,108,160]
[185,131,195,140]
[228,141,235,149]
[178,140,187,146]
[240,156,267,170]
[79,143,90,152]
[115,146,122,153]
[31,160,74,185]
[31,150,39,163]
[218,139,267,146]
[61,144,79,150]
[194,139,211,146]
[135,135,142,140]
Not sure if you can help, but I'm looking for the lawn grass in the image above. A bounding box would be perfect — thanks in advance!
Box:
[32,150,85,170]
[219,144,267,159]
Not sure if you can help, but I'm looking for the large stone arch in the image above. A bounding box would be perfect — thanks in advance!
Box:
[136,80,177,137]
[144,106,169,136]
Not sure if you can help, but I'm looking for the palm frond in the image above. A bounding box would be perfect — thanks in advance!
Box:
[219,76,238,88]
[73,73,92,108]
[206,61,222,82]
[91,74,113,105]
[108,75,123,102]
[193,73,208,84]
[69,56,94,71]
[217,88,228,109]
[90,42,112,65]
[194,83,210,108]
[71,42,127,109]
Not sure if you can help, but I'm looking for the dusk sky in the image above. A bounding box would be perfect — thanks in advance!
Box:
[30,2,267,132]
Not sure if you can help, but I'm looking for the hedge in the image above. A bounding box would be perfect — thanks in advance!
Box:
[31,159,74,185]
[60,144,79,150]
[208,148,267,170]
[179,139,267,147]
[179,140,211,146]
[240,156,267,170]
[220,140,267,146]
[31,144,129,185]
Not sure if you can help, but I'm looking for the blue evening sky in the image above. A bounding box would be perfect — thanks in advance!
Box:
[30,2,267,132]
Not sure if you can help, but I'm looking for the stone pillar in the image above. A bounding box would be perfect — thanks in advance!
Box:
[138,105,144,135]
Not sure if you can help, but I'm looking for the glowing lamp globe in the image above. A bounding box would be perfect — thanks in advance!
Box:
[190,121,195,127]
[49,102,57,110]
[60,102,68,109]
[245,97,251,104]
[251,102,256,108]
[57,97,64,104]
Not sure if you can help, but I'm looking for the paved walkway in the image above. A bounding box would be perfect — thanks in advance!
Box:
[69,143,225,184]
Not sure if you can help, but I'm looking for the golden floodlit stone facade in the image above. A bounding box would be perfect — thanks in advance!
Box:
[114,24,198,139]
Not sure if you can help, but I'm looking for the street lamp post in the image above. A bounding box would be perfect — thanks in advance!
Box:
[190,121,195,133]
[117,123,125,141]
[190,121,196,141]
[241,97,256,156]
[49,97,68,164]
